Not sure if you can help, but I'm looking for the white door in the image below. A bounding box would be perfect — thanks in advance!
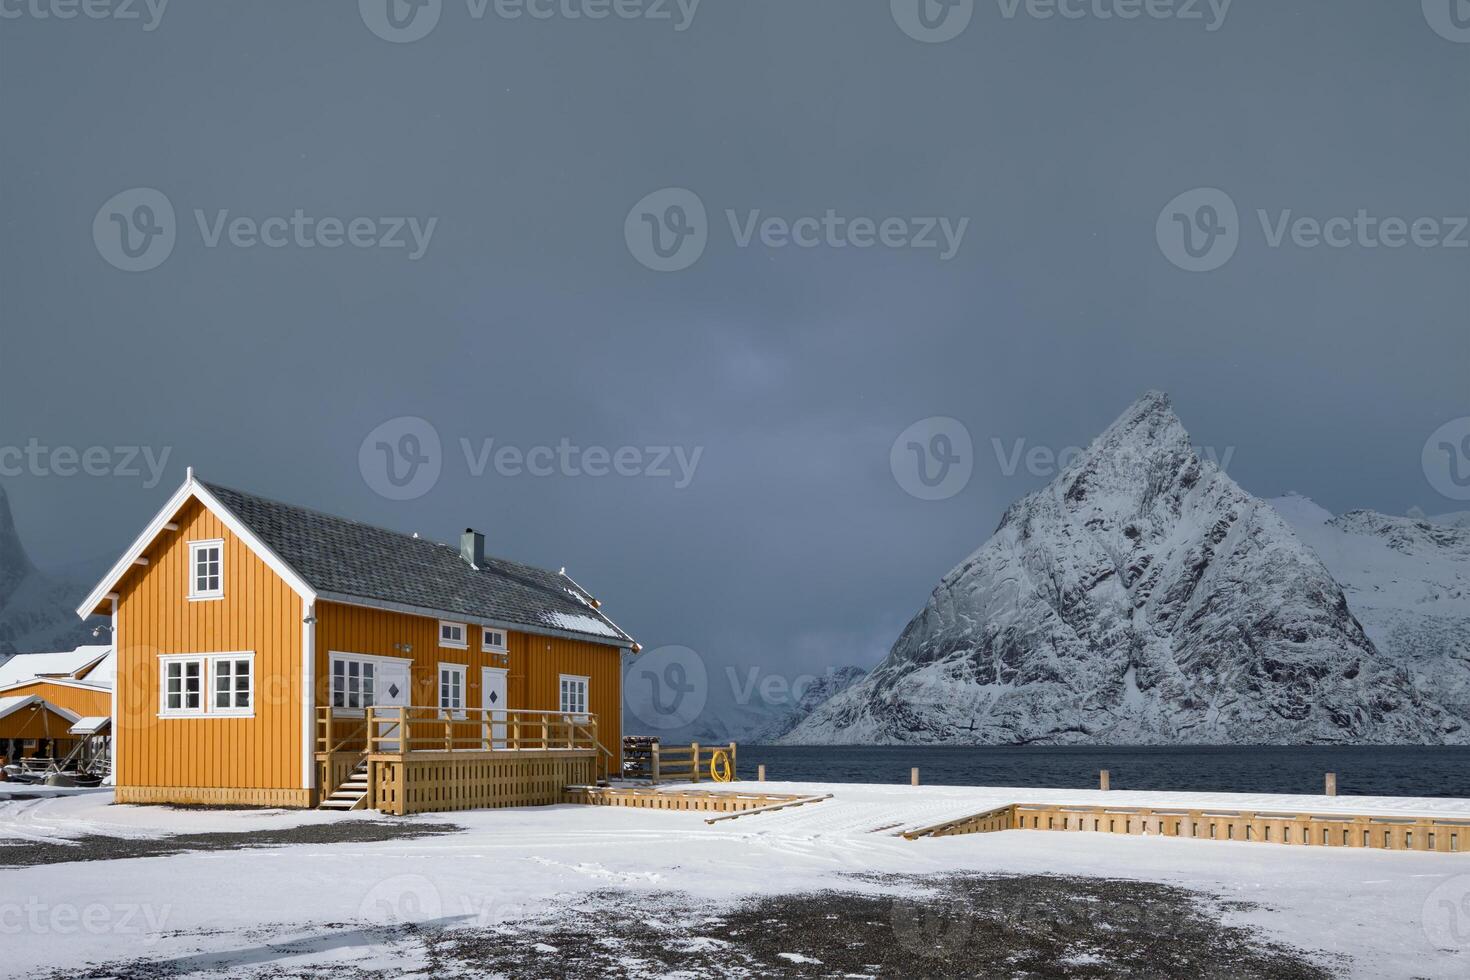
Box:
[375,660,411,752]
[482,668,508,749]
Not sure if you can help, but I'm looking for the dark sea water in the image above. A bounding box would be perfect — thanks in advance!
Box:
[734,745,1470,798]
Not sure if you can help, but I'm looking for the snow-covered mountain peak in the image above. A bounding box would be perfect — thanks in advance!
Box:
[784,394,1464,746]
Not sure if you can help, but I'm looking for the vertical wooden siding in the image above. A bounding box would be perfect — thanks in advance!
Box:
[115,498,303,792]
[316,602,622,754]
[0,681,111,719]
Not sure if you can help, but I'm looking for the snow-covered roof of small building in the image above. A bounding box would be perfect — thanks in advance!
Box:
[68,716,110,735]
[0,645,112,689]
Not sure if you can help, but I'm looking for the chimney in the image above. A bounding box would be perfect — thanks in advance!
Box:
[460,528,485,568]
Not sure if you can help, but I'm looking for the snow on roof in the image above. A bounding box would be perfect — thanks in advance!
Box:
[540,611,623,639]
[0,695,80,724]
[0,645,113,689]
[0,695,39,721]
[68,716,110,735]
[78,650,116,689]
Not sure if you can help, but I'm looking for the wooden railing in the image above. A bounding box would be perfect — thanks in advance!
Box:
[621,741,737,785]
[317,706,603,757]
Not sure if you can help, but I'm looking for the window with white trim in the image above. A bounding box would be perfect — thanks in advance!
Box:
[439,663,466,717]
[213,655,254,713]
[481,627,507,653]
[559,674,589,717]
[161,657,204,714]
[188,540,224,599]
[330,656,376,713]
[160,653,253,717]
[439,621,467,649]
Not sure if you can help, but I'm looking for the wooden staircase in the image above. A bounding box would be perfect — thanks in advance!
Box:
[318,760,371,811]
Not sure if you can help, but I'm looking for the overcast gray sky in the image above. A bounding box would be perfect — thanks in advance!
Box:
[1,0,1466,681]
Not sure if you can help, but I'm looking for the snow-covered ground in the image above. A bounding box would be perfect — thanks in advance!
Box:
[3,784,1469,978]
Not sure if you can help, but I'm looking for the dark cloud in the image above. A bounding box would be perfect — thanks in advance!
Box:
[1,0,1464,679]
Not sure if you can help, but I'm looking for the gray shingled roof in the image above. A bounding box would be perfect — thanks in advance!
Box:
[203,482,633,648]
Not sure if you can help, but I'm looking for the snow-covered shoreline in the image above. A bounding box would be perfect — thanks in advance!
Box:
[2,785,1468,977]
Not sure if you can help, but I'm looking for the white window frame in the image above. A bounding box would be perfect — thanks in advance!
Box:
[329,653,380,717]
[481,627,508,653]
[158,652,254,718]
[187,539,225,600]
[438,620,468,649]
[559,674,589,720]
[159,655,206,717]
[438,662,467,719]
[209,652,256,717]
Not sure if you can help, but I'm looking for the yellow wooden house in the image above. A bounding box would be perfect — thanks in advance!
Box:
[77,470,638,812]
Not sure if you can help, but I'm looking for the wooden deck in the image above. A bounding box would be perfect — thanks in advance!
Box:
[904,801,1470,852]
[316,706,610,814]
[564,785,829,818]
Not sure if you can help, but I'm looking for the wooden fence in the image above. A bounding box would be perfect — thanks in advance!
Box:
[564,785,814,814]
[904,801,1470,853]
[622,739,737,784]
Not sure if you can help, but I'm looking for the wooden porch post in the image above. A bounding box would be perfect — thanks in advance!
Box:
[729,742,737,781]
[691,742,700,783]
[651,742,661,785]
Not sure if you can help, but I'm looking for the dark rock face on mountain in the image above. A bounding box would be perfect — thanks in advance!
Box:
[0,485,96,659]
[785,393,1464,745]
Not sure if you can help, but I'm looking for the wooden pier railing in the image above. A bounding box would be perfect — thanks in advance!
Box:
[621,738,737,784]
[317,705,604,756]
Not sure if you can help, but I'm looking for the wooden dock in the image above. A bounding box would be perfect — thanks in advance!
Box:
[563,785,827,816]
[904,800,1470,852]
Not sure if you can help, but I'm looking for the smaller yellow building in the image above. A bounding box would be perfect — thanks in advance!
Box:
[0,645,114,767]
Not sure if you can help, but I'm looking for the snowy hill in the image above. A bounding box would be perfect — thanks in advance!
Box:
[783,392,1465,746]
[1269,493,1470,729]
[0,485,98,660]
